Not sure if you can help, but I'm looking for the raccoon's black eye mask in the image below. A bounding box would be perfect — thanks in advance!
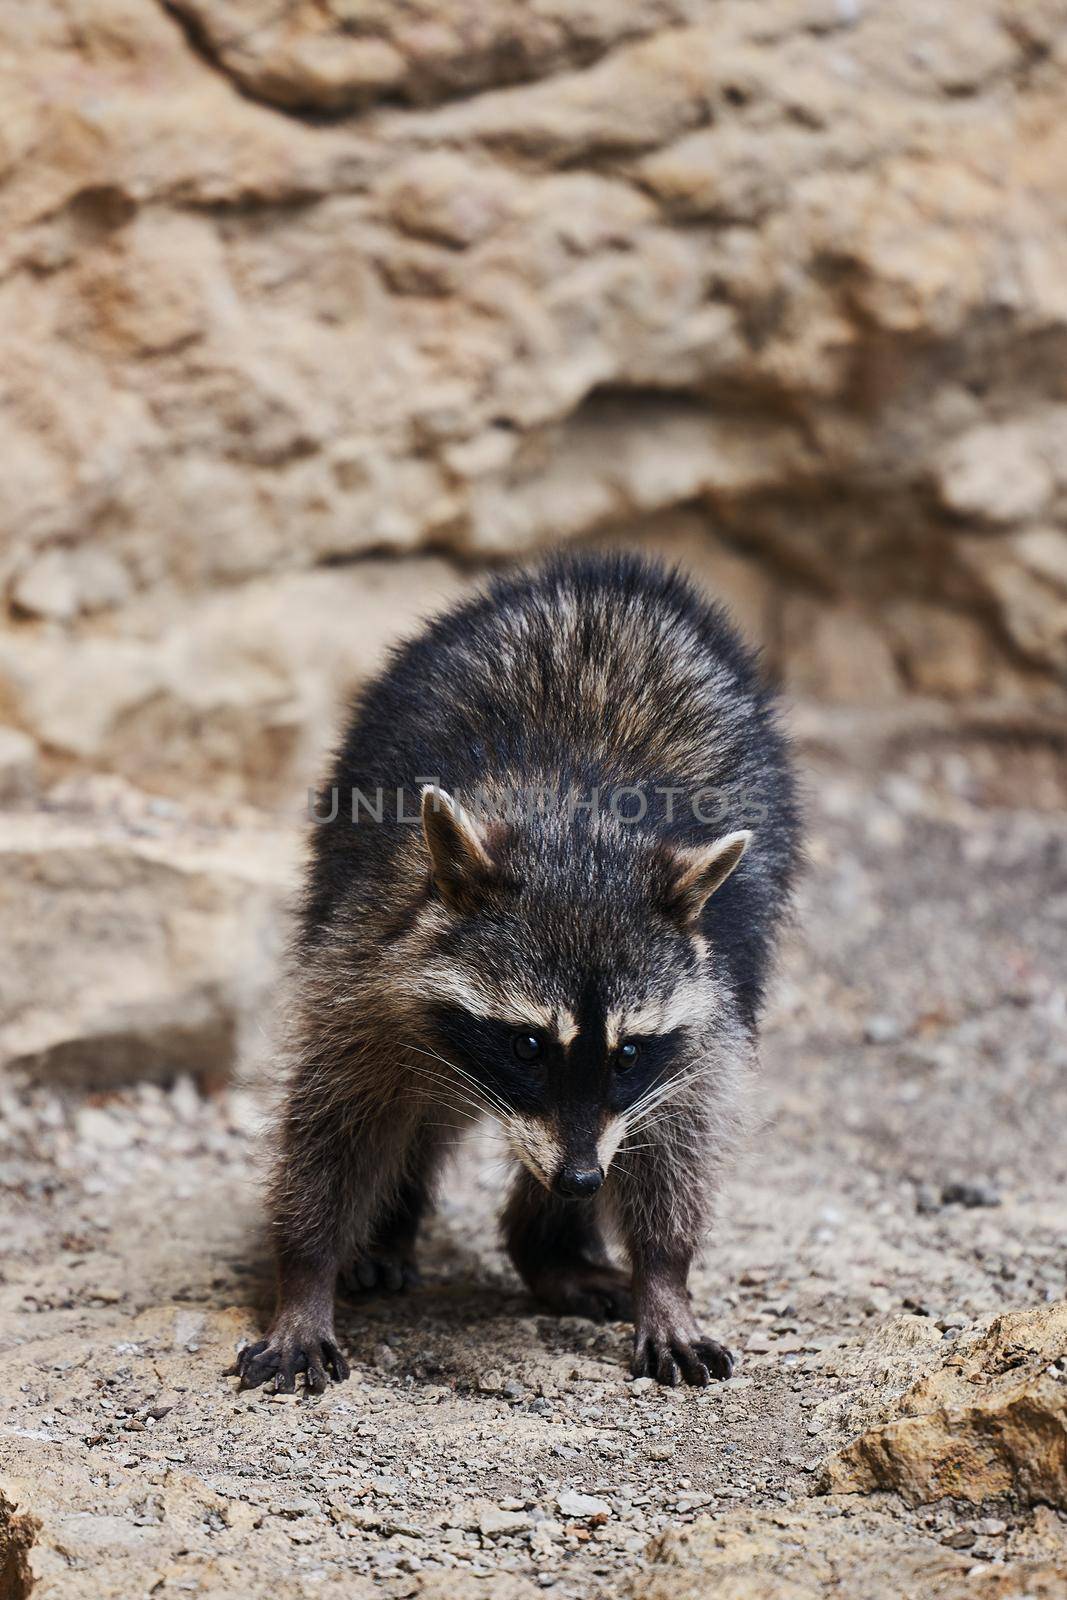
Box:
[430,1002,684,1114]
[430,1005,552,1113]
[513,1031,640,1070]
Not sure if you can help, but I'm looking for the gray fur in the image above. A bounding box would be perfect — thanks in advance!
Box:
[232,552,799,1394]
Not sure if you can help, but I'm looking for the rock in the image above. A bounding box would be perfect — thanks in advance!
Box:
[74,1106,135,1151]
[957,530,1067,672]
[0,727,38,803]
[145,1394,180,1421]
[0,794,294,1085]
[628,1502,1067,1600]
[819,1302,1067,1507]
[940,1528,975,1549]
[883,604,994,700]
[781,603,902,707]
[164,0,676,114]
[417,1574,541,1600]
[940,1181,1001,1209]
[0,558,468,806]
[557,1490,611,1521]
[863,1015,902,1046]
[268,1496,317,1520]
[0,1489,39,1600]
[3,0,1067,799]
[476,1503,534,1538]
[7,544,132,623]
[935,423,1055,526]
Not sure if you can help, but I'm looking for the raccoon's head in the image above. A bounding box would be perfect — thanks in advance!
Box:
[409,785,750,1199]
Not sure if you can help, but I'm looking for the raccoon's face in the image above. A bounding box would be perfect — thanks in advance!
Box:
[411,787,750,1198]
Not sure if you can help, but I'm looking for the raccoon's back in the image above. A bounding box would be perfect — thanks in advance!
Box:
[352,554,768,790]
[305,552,797,937]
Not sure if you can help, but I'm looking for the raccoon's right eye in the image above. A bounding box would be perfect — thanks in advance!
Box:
[512,1032,543,1063]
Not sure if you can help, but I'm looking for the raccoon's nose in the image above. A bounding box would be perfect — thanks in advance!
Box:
[554,1164,604,1200]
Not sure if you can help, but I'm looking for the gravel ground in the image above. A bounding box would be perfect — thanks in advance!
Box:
[2,738,1066,1597]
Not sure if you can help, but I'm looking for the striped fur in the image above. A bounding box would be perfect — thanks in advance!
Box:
[236,552,800,1396]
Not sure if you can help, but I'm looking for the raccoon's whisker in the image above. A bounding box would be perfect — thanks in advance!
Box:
[622,1064,677,1118]
[400,1045,506,1114]
[396,1060,496,1123]
[417,1080,511,1135]
[476,1157,515,1183]
[401,1065,498,1128]
[631,1059,712,1104]
[623,1064,716,1128]
[623,1099,705,1141]
[623,1103,686,1139]
[630,1094,703,1132]
[626,1100,706,1137]
[622,1073,702,1130]
[401,1065,524,1156]
[403,1044,516,1125]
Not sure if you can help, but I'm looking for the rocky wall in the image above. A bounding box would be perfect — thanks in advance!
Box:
[2,1,1067,810]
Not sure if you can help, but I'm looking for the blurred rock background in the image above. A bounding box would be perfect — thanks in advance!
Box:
[2,0,1066,1086]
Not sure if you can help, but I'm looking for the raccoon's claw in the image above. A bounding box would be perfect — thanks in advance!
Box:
[229,1333,350,1395]
[632,1331,733,1387]
[338,1253,421,1298]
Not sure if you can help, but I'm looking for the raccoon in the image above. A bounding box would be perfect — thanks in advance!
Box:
[234,552,799,1394]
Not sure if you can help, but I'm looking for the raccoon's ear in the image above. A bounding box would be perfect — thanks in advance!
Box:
[661,830,751,930]
[420,785,500,915]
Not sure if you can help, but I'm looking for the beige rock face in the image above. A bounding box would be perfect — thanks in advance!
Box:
[820,1302,1067,1507]
[0,786,296,1086]
[0,1488,38,1600]
[630,1503,1067,1600]
[0,557,468,804]
[3,0,1067,807]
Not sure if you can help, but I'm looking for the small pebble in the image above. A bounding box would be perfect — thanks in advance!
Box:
[864,1015,902,1045]
[940,1182,1001,1209]
[941,1528,975,1549]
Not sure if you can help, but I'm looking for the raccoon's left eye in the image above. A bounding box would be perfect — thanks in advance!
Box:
[513,1033,543,1063]
[617,1040,640,1069]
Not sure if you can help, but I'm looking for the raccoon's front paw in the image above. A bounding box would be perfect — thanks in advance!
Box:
[632,1325,733,1387]
[338,1251,421,1298]
[230,1325,350,1395]
[533,1261,634,1324]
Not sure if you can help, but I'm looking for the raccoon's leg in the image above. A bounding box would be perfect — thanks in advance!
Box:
[233,1093,428,1394]
[627,1242,733,1387]
[502,1168,633,1323]
[338,1126,442,1296]
[614,1158,734,1388]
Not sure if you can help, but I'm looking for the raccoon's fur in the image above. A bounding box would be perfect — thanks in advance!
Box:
[234,552,800,1394]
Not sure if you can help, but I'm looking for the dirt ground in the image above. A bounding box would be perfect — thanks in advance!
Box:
[2,730,1066,1598]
